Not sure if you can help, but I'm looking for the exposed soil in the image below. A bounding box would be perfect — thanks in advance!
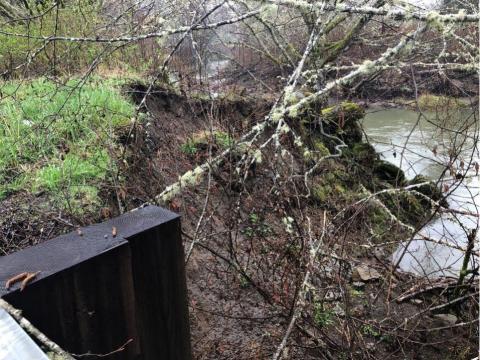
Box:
[122,86,478,359]
[0,85,477,359]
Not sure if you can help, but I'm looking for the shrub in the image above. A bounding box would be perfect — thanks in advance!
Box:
[416,93,468,111]
[0,0,155,77]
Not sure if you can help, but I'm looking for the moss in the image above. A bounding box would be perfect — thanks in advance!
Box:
[408,174,448,207]
[181,130,233,155]
[311,184,329,203]
[271,109,284,122]
[313,139,331,157]
[380,191,427,226]
[215,131,234,148]
[416,94,469,111]
[373,160,406,186]
[299,118,313,138]
[349,142,379,164]
[325,40,347,53]
[189,91,214,102]
[302,137,330,163]
[371,206,391,226]
[367,173,444,226]
[369,204,406,246]
[321,102,365,122]
[320,102,365,145]
[310,166,358,205]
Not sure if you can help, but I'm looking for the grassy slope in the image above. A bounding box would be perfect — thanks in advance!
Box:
[0,77,135,213]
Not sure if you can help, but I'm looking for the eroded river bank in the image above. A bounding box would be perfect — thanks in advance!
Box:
[362,106,479,278]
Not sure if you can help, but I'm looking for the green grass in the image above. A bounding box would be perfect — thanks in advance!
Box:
[180,140,198,155]
[416,93,469,111]
[361,324,381,338]
[313,302,334,328]
[242,212,272,238]
[180,130,234,155]
[0,77,135,213]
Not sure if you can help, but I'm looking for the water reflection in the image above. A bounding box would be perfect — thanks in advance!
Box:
[362,107,479,278]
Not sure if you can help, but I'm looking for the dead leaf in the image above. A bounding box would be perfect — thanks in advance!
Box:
[20,272,40,291]
[338,111,345,129]
[6,272,28,289]
[118,188,127,201]
[100,207,111,219]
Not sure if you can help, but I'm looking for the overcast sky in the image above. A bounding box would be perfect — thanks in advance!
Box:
[403,0,443,9]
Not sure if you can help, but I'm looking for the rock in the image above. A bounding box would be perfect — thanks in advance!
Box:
[352,281,366,290]
[324,289,342,301]
[373,160,406,186]
[411,299,423,305]
[373,246,386,259]
[352,265,381,282]
[433,313,457,325]
[333,303,345,317]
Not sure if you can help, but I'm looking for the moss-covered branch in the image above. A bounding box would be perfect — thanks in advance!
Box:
[265,0,480,23]
[318,0,385,67]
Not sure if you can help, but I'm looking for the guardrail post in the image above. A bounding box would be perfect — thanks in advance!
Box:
[0,205,191,360]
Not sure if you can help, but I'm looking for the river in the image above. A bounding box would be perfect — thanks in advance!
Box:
[362,106,479,278]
